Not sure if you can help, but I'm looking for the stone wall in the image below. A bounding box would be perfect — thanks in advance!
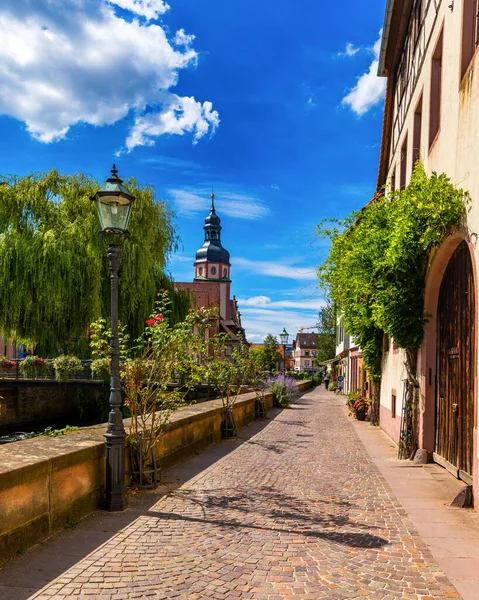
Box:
[0,381,312,563]
[0,384,109,428]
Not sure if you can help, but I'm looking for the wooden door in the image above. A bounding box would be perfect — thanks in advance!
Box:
[436,241,475,481]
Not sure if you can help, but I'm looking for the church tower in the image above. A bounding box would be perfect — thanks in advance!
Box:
[194,194,231,319]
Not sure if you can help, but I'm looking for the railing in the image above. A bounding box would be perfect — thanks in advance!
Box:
[0,359,100,382]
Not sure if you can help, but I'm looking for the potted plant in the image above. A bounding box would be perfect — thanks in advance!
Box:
[0,356,15,369]
[52,355,83,382]
[20,355,50,379]
[346,392,370,421]
[90,357,110,381]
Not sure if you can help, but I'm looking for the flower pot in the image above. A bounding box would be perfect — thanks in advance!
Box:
[355,411,366,421]
[221,407,237,439]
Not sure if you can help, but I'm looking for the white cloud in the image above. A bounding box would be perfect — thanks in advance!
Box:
[239,296,325,310]
[125,96,219,151]
[240,307,319,344]
[175,28,195,46]
[169,189,270,220]
[338,42,359,57]
[271,184,280,191]
[108,0,170,20]
[241,296,273,306]
[342,31,386,116]
[234,258,317,281]
[0,0,217,149]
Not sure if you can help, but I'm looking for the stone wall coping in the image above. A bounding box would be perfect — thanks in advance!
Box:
[0,382,311,491]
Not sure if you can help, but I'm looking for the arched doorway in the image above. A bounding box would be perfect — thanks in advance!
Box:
[435,241,475,483]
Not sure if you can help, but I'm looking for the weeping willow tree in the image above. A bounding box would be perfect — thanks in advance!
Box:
[0,169,190,355]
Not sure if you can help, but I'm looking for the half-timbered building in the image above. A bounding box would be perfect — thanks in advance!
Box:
[377,0,479,502]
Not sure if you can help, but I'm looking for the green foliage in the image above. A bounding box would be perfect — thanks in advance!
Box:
[0,169,180,355]
[318,164,466,377]
[19,356,49,378]
[250,334,282,372]
[316,300,336,362]
[52,355,83,382]
[40,425,79,437]
[123,292,214,476]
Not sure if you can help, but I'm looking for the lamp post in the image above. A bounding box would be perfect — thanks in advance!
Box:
[91,165,135,512]
[280,327,289,373]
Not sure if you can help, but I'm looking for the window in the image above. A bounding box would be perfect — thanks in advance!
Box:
[312,350,316,357]
[391,393,397,419]
[223,268,227,277]
[412,95,422,168]
[199,267,203,276]
[390,169,396,193]
[225,346,232,356]
[429,31,443,148]
[304,360,310,368]
[461,0,479,78]
[412,0,423,47]
[400,135,408,189]
[305,351,310,357]
[211,266,216,275]
[383,334,390,353]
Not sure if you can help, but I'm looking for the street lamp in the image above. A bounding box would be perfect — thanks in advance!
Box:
[91,165,135,512]
[280,327,289,373]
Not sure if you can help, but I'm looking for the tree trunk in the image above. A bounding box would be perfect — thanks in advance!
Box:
[369,378,381,426]
[398,347,420,459]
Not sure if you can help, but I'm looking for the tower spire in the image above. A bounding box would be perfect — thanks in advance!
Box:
[211,192,215,212]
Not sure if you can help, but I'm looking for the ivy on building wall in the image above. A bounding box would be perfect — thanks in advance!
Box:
[318,163,467,441]
[0,169,189,355]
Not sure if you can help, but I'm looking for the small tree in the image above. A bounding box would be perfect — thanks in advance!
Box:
[247,351,269,419]
[121,292,213,486]
[205,335,250,438]
[316,300,336,362]
[251,334,282,372]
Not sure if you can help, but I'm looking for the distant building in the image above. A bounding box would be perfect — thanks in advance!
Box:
[175,195,247,351]
[293,333,319,373]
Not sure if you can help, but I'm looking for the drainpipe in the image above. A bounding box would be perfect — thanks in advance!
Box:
[378,0,396,77]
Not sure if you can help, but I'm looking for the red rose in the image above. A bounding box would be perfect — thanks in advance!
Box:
[145,319,155,326]
[154,314,163,322]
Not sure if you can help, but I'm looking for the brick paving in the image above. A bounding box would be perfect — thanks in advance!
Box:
[30,388,461,600]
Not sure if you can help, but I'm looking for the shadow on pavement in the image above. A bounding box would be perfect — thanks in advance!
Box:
[147,485,388,549]
[0,410,283,600]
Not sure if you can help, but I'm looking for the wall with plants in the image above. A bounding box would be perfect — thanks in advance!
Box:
[318,163,467,454]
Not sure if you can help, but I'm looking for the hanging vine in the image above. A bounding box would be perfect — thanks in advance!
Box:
[0,169,188,355]
[318,163,467,452]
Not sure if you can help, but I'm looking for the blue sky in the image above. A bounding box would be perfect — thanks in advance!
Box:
[0,0,387,343]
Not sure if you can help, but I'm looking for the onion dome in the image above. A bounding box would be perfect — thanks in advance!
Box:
[195,194,230,265]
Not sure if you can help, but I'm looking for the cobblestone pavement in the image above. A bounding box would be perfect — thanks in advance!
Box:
[31,388,461,600]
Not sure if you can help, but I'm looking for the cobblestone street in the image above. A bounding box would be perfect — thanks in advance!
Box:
[27,388,464,599]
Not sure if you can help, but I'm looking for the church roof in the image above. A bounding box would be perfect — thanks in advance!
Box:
[195,194,230,265]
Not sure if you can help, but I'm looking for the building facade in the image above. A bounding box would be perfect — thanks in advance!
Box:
[175,195,247,350]
[377,0,479,501]
[293,333,320,373]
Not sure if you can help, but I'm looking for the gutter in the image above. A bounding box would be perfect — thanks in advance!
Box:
[378,0,396,76]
